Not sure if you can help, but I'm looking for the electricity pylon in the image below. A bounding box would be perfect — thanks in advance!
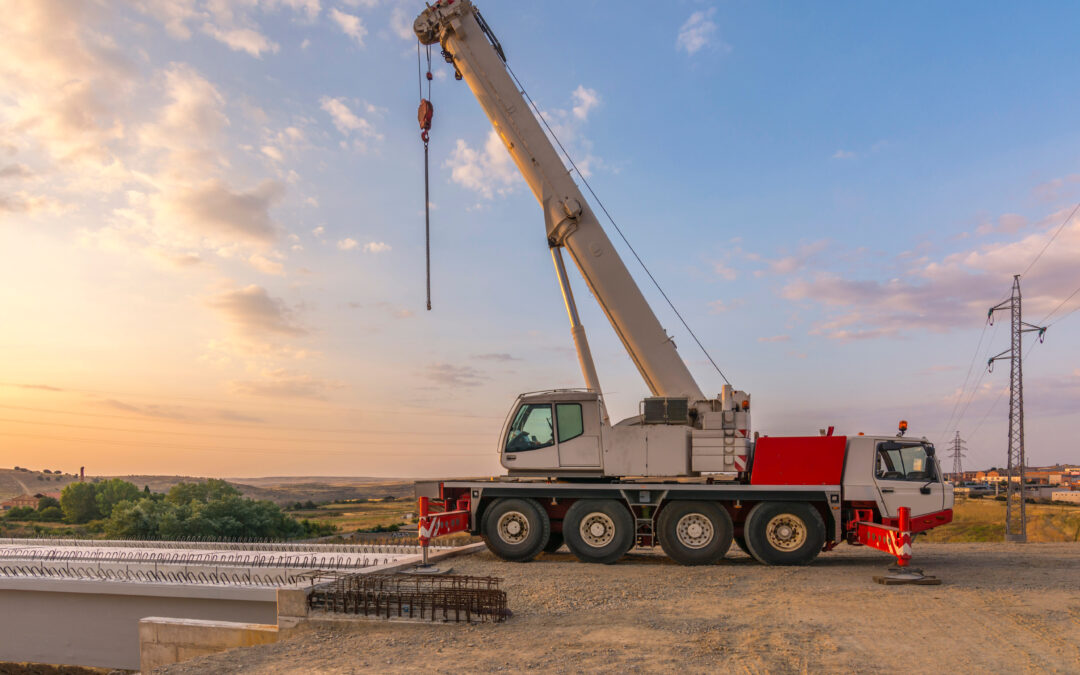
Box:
[987,275,1046,543]
[950,431,966,481]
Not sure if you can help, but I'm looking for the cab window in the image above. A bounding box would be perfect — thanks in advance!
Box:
[556,403,584,443]
[505,404,554,452]
[876,442,936,481]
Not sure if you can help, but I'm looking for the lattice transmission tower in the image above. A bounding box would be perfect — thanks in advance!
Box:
[987,275,1046,543]
[949,431,966,481]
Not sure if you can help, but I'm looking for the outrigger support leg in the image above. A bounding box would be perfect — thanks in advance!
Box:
[858,507,942,585]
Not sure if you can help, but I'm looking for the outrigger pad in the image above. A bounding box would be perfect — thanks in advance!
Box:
[873,567,941,585]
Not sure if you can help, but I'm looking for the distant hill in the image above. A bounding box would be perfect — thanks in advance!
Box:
[0,467,415,505]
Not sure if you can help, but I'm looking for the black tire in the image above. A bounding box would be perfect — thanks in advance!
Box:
[743,501,826,566]
[543,531,564,553]
[657,501,733,566]
[481,498,550,562]
[563,499,634,564]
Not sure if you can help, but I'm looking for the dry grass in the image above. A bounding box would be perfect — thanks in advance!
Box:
[925,497,1080,543]
[290,500,415,533]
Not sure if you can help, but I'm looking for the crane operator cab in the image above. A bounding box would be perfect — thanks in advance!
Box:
[500,390,604,475]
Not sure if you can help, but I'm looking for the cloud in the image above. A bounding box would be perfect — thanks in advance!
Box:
[1033,174,1080,202]
[757,335,791,343]
[0,0,134,164]
[708,299,742,314]
[153,178,284,244]
[100,398,187,420]
[754,239,829,276]
[975,213,1027,236]
[12,383,65,392]
[425,363,486,387]
[389,5,414,40]
[832,149,856,160]
[780,205,1080,340]
[363,241,390,253]
[571,85,600,121]
[200,23,279,57]
[208,285,306,336]
[319,96,380,140]
[713,261,737,281]
[446,129,521,199]
[138,63,229,175]
[473,353,520,362]
[0,192,62,215]
[230,369,342,400]
[677,9,726,55]
[0,164,34,179]
[329,8,367,46]
[337,238,359,250]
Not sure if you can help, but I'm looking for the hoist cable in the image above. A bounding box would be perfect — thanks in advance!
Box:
[504,63,732,386]
[418,41,433,311]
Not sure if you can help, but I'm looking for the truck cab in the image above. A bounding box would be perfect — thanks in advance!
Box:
[842,435,955,519]
[500,390,605,474]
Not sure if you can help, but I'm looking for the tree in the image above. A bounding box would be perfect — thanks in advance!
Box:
[5,506,36,520]
[166,479,241,505]
[95,479,141,518]
[37,496,61,511]
[37,506,63,522]
[61,482,101,524]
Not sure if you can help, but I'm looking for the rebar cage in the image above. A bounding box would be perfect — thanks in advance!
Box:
[307,572,508,623]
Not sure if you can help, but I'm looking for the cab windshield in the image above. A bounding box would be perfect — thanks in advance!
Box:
[505,403,554,452]
[876,442,937,481]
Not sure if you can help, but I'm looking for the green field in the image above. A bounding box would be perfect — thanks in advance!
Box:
[924,497,1080,543]
[289,499,416,533]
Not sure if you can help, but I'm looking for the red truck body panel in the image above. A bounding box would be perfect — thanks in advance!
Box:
[750,436,848,486]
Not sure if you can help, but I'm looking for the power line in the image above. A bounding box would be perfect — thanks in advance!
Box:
[0,404,500,436]
[0,431,492,457]
[1021,201,1080,277]
[504,62,732,387]
[0,416,489,444]
[1039,283,1080,326]
[938,321,990,439]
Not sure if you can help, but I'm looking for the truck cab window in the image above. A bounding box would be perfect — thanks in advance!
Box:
[556,403,584,443]
[876,442,936,481]
[505,404,554,452]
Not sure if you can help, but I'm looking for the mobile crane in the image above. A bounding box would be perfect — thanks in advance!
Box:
[413,0,953,567]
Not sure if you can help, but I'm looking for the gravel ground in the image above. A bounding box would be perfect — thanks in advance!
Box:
[159,542,1080,674]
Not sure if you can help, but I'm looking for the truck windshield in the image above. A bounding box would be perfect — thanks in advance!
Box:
[876,442,936,481]
[505,404,554,452]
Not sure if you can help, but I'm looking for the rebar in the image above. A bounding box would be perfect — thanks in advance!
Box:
[308,572,508,623]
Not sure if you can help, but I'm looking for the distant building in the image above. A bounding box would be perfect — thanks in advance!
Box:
[1052,491,1080,505]
[1,494,39,511]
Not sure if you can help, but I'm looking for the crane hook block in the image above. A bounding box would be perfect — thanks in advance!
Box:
[418,99,434,137]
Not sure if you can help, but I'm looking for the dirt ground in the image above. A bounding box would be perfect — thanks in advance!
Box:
[160,542,1080,674]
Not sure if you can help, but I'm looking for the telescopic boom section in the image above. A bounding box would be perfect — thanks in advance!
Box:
[414,1,705,401]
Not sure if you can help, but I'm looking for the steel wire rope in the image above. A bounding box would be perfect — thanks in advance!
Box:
[968,339,1039,439]
[1038,283,1080,326]
[0,431,494,456]
[938,321,990,439]
[503,62,732,386]
[1022,202,1080,277]
[943,320,1002,440]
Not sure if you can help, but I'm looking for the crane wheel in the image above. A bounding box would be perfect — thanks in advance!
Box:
[563,499,634,564]
[657,501,733,566]
[480,497,550,562]
[543,531,564,553]
[743,501,825,566]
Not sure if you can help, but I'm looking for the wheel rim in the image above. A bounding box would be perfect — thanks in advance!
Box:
[675,512,714,549]
[496,510,529,545]
[764,513,807,551]
[578,512,616,548]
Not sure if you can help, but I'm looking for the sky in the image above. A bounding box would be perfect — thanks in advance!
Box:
[1,0,1079,478]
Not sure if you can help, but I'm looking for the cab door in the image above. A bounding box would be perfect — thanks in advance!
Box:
[555,401,600,467]
[502,403,560,470]
[873,441,945,517]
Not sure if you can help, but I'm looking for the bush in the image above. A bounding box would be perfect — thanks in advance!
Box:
[37,496,61,511]
[5,506,36,520]
[37,506,63,522]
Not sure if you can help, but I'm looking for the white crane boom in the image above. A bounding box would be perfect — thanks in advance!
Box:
[415,1,706,402]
